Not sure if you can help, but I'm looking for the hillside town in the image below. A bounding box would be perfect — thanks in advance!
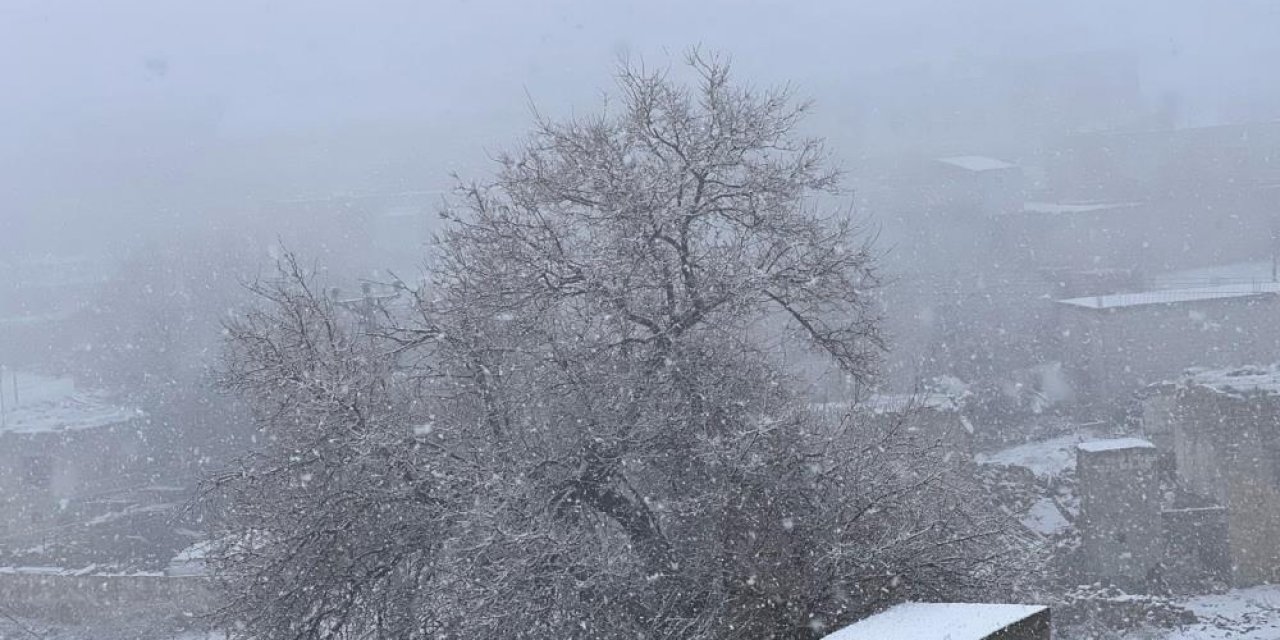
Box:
[5,3,1280,639]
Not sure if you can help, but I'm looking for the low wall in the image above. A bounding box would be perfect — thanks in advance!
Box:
[0,573,214,624]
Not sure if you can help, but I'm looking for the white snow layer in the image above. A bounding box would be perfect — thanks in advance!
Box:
[1058,282,1280,310]
[1133,585,1280,640]
[0,371,137,434]
[1181,364,1280,397]
[1077,437,1155,453]
[1022,201,1140,215]
[977,434,1086,478]
[822,602,1046,640]
[936,156,1017,172]
[1021,498,1071,536]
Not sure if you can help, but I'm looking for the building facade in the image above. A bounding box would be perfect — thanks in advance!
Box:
[0,371,142,539]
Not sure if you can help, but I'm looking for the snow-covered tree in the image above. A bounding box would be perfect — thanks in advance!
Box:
[205,52,1029,640]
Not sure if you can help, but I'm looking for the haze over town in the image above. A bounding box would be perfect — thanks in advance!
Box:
[3,2,1280,639]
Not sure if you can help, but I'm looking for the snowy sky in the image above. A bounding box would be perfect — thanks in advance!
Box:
[2,0,1278,252]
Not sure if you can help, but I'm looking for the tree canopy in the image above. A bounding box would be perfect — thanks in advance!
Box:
[206,52,1028,640]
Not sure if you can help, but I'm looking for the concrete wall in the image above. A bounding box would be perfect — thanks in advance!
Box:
[1078,443,1163,589]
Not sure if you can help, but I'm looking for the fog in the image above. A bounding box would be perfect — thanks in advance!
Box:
[5,1,1279,252]
[3,2,1280,638]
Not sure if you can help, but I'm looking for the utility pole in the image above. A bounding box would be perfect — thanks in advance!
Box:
[1271,213,1279,283]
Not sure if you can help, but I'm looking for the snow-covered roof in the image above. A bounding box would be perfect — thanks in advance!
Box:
[0,566,164,577]
[1152,261,1276,291]
[1077,437,1155,453]
[860,393,962,415]
[1022,498,1071,536]
[811,391,966,417]
[1181,364,1280,398]
[821,602,1047,640]
[936,155,1017,172]
[1057,282,1280,310]
[166,541,212,577]
[1021,201,1140,215]
[977,433,1086,478]
[0,372,137,435]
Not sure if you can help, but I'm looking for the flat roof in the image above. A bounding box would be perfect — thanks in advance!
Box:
[862,393,962,414]
[0,372,137,435]
[1021,201,1140,215]
[1151,261,1275,290]
[1057,282,1280,310]
[936,156,1017,172]
[1077,437,1155,453]
[1182,365,1280,398]
[822,602,1047,640]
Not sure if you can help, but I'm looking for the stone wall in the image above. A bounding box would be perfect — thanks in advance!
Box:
[1170,386,1280,586]
[1161,505,1230,583]
[1139,388,1178,473]
[1077,440,1163,590]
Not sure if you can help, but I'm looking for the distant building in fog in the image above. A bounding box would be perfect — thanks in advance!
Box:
[1141,365,1280,586]
[0,371,142,539]
[0,255,108,368]
[856,392,975,457]
[263,189,440,277]
[1055,282,1280,413]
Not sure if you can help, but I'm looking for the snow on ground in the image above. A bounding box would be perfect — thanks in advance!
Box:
[977,433,1089,478]
[0,371,138,434]
[1132,586,1280,639]
[1021,497,1071,536]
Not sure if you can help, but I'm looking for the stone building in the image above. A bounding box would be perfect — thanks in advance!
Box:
[821,602,1050,640]
[853,392,975,458]
[1076,437,1163,589]
[0,371,143,539]
[1056,284,1280,414]
[1141,365,1280,586]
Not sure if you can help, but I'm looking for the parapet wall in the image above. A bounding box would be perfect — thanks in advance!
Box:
[0,573,214,624]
